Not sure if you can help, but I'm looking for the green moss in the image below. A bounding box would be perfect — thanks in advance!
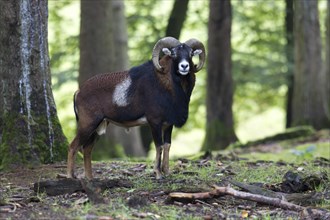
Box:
[203,120,237,151]
[232,126,316,149]
[0,113,33,169]
[0,110,68,170]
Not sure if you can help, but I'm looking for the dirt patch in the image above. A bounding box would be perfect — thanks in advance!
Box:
[1,153,329,219]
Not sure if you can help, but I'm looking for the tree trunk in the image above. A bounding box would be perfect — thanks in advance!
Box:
[79,0,113,83]
[79,0,145,158]
[165,0,189,38]
[0,0,67,168]
[203,0,238,150]
[285,0,294,128]
[109,0,145,157]
[325,0,330,120]
[292,0,330,129]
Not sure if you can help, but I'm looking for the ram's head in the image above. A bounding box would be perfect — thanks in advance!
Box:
[152,37,206,75]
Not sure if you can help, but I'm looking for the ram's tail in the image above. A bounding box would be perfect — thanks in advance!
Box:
[73,90,79,122]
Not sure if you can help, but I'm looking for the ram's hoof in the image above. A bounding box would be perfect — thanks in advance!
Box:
[154,170,163,180]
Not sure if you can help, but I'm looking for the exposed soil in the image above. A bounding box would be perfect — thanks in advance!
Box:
[1,148,330,219]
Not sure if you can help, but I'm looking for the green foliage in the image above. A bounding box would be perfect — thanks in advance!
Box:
[232,1,287,120]
[126,0,168,66]
[48,0,327,151]
[48,1,79,89]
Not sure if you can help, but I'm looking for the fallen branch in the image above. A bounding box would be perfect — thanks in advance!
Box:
[212,185,303,212]
[169,185,330,218]
[229,179,327,205]
[168,191,214,200]
[80,179,106,204]
[33,178,132,196]
[228,180,283,199]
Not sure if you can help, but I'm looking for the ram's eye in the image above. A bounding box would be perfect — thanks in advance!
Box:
[171,51,177,58]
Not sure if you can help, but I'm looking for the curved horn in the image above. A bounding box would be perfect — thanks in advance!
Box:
[152,37,181,72]
[185,39,206,72]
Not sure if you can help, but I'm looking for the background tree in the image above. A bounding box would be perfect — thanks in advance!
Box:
[165,0,189,38]
[0,0,67,168]
[285,0,294,128]
[325,0,330,120]
[79,0,144,158]
[292,0,330,129]
[203,0,238,150]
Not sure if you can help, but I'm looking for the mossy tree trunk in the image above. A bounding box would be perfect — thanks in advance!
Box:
[203,0,238,151]
[0,0,68,169]
[292,0,330,129]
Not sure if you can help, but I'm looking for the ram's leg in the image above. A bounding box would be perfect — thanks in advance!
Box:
[154,146,163,179]
[67,116,101,179]
[83,133,98,180]
[83,145,93,180]
[67,135,81,178]
[161,143,171,175]
[162,125,173,175]
[150,123,164,179]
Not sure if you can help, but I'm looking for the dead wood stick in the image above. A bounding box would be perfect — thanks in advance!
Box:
[169,186,330,218]
[212,185,304,212]
[33,178,132,196]
[228,180,283,199]
[169,186,303,211]
[80,179,106,204]
[169,191,215,200]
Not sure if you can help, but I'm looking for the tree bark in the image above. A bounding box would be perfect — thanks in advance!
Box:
[33,178,132,196]
[203,0,238,150]
[325,0,330,121]
[79,0,113,83]
[292,0,330,129]
[0,0,67,168]
[165,0,189,39]
[285,0,294,128]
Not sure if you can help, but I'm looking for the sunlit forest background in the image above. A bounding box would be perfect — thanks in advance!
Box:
[48,0,328,158]
[1,1,329,217]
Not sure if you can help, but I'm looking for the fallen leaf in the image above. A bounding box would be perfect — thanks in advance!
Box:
[241,210,249,218]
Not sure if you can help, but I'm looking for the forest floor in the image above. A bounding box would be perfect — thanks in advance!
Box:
[0,130,330,219]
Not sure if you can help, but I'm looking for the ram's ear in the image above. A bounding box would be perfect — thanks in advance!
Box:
[192,49,202,56]
[162,48,172,56]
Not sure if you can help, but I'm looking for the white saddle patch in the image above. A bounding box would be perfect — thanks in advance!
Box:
[113,77,131,107]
